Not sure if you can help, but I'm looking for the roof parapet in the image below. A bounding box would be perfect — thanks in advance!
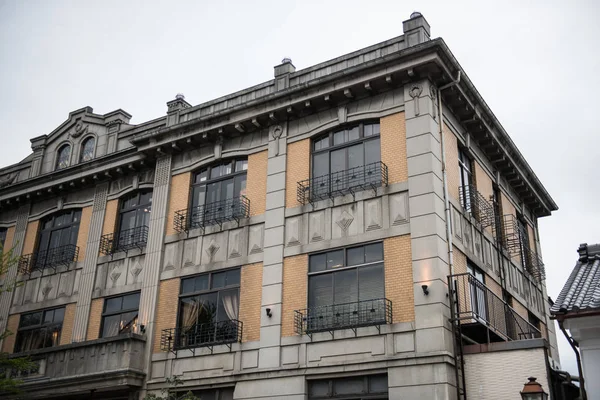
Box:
[403,12,431,47]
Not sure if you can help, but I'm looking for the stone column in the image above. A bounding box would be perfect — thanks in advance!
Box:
[138,155,172,372]
[71,182,109,342]
[258,123,287,369]
[0,204,30,345]
[388,80,456,398]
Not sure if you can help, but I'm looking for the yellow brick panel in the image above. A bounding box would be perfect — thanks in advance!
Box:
[512,299,529,321]
[86,298,104,341]
[4,225,15,251]
[1,314,20,353]
[60,303,77,345]
[238,263,263,342]
[474,162,493,205]
[486,275,503,298]
[102,199,119,238]
[166,172,191,236]
[453,247,467,274]
[153,278,180,353]
[246,151,267,216]
[285,139,310,208]
[444,123,460,202]
[282,254,308,336]
[76,206,92,261]
[380,112,408,184]
[22,220,40,256]
[384,235,414,323]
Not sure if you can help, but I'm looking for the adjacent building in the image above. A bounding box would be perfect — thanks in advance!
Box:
[0,13,562,399]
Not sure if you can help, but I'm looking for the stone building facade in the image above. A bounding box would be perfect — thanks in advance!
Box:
[0,13,560,400]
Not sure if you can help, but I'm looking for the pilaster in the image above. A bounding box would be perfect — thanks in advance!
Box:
[71,182,109,342]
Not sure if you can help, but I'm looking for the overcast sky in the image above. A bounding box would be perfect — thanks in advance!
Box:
[1,0,599,379]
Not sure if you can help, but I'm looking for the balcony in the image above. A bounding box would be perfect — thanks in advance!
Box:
[5,334,145,399]
[297,161,388,206]
[294,298,392,337]
[19,244,79,274]
[160,319,243,354]
[523,246,546,283]
[100,225,149,256]
[173,196,250,233]
[458,184,495,228]
[448,273,541,344]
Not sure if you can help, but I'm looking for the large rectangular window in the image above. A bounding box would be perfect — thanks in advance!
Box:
[15,307,65,353]
[308,374,388,399]
[34,209,81,270]
[0,227,7,248]
[101,292,140,338]
[458,147,473,211]
[177,268,241,348]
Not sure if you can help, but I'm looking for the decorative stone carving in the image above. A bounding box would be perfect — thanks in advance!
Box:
[0,173,17,188]
[337,106,348,123]
[130,259,143,282]
[154,156,172,187]
[228,229,243,258]
[408,83,423,116]
[248,225,264,254]
[309,211,325,242]
[205,239,220,263]
[163,243,177,271]
[41,281,53,300]
[389,193,408,226]
[285,217,301,247]
[70,121,88,138]
[335,210,354,235]
[452,208,462,240]
[182,238,199,267]
[430,85,438,120]
[365,199,382,231]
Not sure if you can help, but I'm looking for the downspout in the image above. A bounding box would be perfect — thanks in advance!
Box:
[438,70,461,277]
[558,319,588,400]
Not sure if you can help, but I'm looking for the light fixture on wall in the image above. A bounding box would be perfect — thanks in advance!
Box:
[520,377,548,400]
[265,308,273,318]
[421,285,429,296]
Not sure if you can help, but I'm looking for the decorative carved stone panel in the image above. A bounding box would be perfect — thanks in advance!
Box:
[228,228,247,259]
[23,278,39,305]
[474,230,483,261]
[462,217,472,254]
[452,207,462,240]
[389,192,408,226]
[484,240,493,268]
[38,275,59,302]
[248,225,264,254]
[201,233,227,265]
[57,271,74,298]
[309,210,326,243]
[163,243,179,272]
[364,198,382,232]
[127,256,144,284]
[285,216,302,247]
[106,260,126,289]
[182,237,202,268]
[332,205,358,239]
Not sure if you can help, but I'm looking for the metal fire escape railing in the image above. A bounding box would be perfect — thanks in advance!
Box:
[160,319,243,355]
[19,244,79,275]
[294,298,392,338]
[500,215,545,283]
[297,162,388,206]
[174,196,250,233]
[99,225,149,256]
[459,184,495,228]
[448,273,541,342]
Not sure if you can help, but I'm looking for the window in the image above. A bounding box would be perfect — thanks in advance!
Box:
[0,227,7,248]
[517,215,531,269]
[79,137,95,163]
[467,261,487,322]
[177,268,240,348]
[35,210,81,269]
[55,144,71,170]
[101,292,140,337]
[308,374,388,399]
[15,307,65,353]
[311,122,381,199]
[116,191,152,249]
[189,388,234,400]
[458,147,473,210]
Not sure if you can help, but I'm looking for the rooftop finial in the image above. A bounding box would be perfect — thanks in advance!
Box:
[281,57,292,64]
[175,93,185,100]
[410,11,422,18]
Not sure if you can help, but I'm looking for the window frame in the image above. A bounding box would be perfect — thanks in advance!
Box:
[0,227,7,248]
[116,190,153,233]
[35,209,82,268]
[458,147,473,210]
[100,291,141,338]
[55,143,72,170]
[79,136,96,163]
[190,159,248,208]
[15,307,65,353]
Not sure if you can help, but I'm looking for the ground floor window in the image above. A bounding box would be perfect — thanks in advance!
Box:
[15,307,65,353]
[101,292,140,337]
[308,374,388,399]
[189,387,234,400]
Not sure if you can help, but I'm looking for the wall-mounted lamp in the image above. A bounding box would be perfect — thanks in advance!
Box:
[140,324,146,334]
[421,285,429,296]
[265,308,273,318]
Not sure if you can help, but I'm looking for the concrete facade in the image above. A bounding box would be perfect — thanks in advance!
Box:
[0,13,560,400]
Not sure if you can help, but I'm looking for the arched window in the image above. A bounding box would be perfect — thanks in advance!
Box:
[79,137,95,163]
[55,144,71,170]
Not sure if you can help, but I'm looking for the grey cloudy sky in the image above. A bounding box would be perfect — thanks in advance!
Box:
[1,0,599,377]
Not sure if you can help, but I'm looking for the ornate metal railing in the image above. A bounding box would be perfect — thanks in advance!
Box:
[160,319,243,353]
[99,225,149,255]
[19,244,79,274]
[448,273,541,342]
[523,246,546,283]
[459,184,495,228]
[294,298,392,337]
[174,196,250,233]
[297,162,388,206]
[501,214,527,256]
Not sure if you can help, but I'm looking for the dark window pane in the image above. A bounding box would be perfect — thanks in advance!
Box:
[348,143,364,169]
[372,123,380,136]
[309,253,327,273]
[312,152,329,177]
[347,246,364,266]
[369,374,388,393]
[53,308,65,322]
[226,269,240,287]
[334,376,364,395]
[211,164,222,179]
[102,315,121,337]
[218,388,234,400]
[330,148,345,173]
[43,310,55,323]
[334,269,357,304]
[20,312,42,328]
[364,124,373,137]
[195,275,209,291]
[198,293,218,324]
[235,160,248,172]
[212,272,226,289]
[348,126,359,141]
[122,293,140,310]
[80,137,95,162]
[309,380,330,397]
[358,264,384,301]
[309,274,333,308]
[195,169,209,184]
[365,242,384,262]
[365,138,381,166]
[326,250,344,269]
[182,277,196,294]
[119,311,138,333]
[333,130,345,145]
[105,297,123,313]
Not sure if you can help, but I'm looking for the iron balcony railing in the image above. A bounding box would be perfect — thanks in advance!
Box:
[99,225,149,255]
[174,196,250,233]
[448,273,541,342]
[294,298,392,336]
[297,162,388,206]
[500,215,545,283]
[459,184,495,228]
[19,244,79,274]
[160,319,243,353]
[523,246,546,283]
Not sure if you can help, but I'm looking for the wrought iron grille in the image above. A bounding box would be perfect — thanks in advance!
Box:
[19,244,79,274]
[173,196,250,233]
[522,246,546,283]
[297,162,388,206]
[458,184,495,228]
[294,298,392,336]
[99,225,149,255]
[501,214,527,256]
[160,319,243,353]
[448,273,541,342]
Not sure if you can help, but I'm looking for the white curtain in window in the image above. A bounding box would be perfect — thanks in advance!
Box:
[222,291,239,320]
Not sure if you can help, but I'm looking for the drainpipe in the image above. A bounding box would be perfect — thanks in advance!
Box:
[558,319,588,400]
[437,70,461,277]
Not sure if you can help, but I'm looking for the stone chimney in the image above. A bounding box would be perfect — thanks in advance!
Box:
[274,58,296,91]
[166,93,191,127]
[402,12,431,47]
